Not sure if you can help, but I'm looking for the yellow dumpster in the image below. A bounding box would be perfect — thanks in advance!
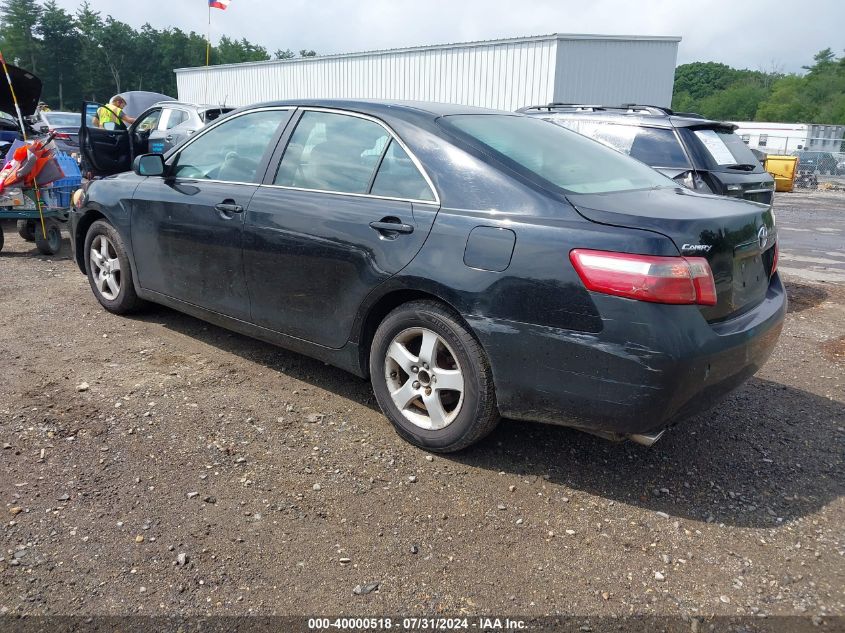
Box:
[764,155,799,193]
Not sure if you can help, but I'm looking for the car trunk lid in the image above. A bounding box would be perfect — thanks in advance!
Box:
[567,186,777,321]
[0,63,42,118]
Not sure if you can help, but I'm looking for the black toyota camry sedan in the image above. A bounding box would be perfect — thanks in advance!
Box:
[70,100,785,452]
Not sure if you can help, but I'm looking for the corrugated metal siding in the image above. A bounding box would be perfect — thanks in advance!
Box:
[176,35,678,110]
[553,39,678,107]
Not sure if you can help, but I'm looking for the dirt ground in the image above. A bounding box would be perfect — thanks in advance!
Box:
[0,200,843,624]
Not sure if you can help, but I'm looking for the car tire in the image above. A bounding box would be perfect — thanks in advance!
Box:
[34,219,62,255]
[84,219,143,314]
[16,220,35,241]
[369,300,499,452]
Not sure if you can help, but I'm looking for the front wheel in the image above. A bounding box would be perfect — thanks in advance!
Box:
[84,220,143,314]
[370,300,499,452]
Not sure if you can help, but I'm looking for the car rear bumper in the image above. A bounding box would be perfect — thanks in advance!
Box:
[466,275,786,435]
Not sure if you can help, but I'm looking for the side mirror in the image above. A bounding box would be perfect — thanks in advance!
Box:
[133,153,166,177]
[38,124,49,133]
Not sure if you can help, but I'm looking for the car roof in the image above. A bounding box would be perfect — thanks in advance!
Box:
[235,99,507,119]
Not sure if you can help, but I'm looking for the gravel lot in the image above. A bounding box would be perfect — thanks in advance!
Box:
[0,193,843,624]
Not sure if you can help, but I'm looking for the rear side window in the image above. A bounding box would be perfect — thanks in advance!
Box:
[445,114,673,194]
[164,109,189,130]
[371,139,435,201]
[573,121,690,169]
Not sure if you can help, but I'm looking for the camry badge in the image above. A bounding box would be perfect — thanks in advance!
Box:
[758,226,769,250]
[681,244,713,254]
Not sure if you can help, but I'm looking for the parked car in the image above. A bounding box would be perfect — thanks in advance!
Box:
[793,150,838,175]
[837,157,845,176]
[519,104,775,206]
[79,98,233,176]
[31,110,81,153]
[70,100,785,452]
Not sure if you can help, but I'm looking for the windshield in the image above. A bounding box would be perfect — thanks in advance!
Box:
[443,114,674,194]
[684,127,764,171]
[43,112,80,127]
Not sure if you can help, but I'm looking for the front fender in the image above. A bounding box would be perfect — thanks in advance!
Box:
[70,174,144,280]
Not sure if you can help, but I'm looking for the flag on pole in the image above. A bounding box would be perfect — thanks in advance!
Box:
[209,0,230,9]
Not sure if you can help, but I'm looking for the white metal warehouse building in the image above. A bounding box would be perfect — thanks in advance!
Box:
[175,33,681,111]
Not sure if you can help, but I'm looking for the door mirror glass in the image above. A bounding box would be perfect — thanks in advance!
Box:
[133,153,166,177]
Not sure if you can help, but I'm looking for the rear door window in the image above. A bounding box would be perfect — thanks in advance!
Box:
[576,122,690,168]
[274,111,389,194]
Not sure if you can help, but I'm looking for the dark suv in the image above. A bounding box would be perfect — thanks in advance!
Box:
[519,104,774,206]
[793,151,838,175]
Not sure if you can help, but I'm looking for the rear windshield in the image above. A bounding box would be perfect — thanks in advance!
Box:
[43,113,80,127]
[555,120,690,169]
[683,127,764,172]
[443,114,673,194]
[202,108,234,123]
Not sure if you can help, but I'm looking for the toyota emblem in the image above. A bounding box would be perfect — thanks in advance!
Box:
[758,226,768,250]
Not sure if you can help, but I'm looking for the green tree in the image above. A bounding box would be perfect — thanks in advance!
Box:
[35,0,79,108]
[698,82,769,121]
[0,0,42,72]
[673,62,739,102]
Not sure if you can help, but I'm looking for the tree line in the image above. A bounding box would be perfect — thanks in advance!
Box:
[1,0,843,125]
[0,0,317,109]
[672,49,845,124]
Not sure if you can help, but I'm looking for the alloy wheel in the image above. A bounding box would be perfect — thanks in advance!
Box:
[89,234,122,300]
[384,327,465,430]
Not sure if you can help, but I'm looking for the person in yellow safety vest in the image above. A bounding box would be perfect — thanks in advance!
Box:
[93,95,136,129]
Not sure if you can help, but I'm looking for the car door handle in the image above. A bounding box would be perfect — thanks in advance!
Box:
[369,219,414,235]
[215,202,244,214]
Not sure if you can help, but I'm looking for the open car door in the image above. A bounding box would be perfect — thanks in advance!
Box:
[79,101,132,177]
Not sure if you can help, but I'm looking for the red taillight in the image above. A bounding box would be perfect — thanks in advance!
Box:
[771,242,779,275]
[53,132,72,140]
[569,249,717,306]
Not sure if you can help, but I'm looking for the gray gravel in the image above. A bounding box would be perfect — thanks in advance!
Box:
[0,213,842,618]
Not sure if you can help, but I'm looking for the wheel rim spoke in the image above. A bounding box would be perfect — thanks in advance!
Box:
[422,391,449,430]
[105,275,120,297]
[90,248,103,270]
[109,258,121,272]
[418,330,439,367]
[386,340,417,375]
[435,369,463,393]
[390,379,418,411]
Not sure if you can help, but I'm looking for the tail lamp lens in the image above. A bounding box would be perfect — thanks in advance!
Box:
[771,241,779,275]
[570,249,717,306]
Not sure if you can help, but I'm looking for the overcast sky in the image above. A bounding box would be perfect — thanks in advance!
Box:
[53,0,843,73]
